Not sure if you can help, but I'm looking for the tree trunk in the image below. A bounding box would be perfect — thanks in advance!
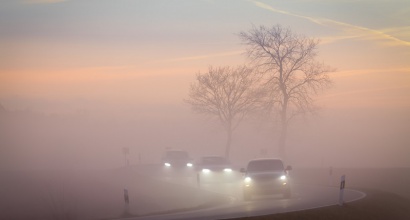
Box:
[278,97,288,159]
[278,119,287,159]
[225,126,232,159]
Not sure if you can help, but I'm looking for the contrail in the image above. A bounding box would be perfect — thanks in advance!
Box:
[252,0,410,47]
[23,0,67,4]
[330,67,410,78]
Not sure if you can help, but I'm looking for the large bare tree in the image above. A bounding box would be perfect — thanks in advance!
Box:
[186,65,263,159]
[239,25,334,158]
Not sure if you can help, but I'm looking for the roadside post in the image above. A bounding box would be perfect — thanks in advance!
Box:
[123,189,130,216]
[196,172,200,188]
[123,147,130,167]
[124,188,130,210]
[328,166,333,186]
[339,175,345,206]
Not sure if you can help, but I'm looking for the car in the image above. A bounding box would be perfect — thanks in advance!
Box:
[240,158,292,201]
[196,156,235,183]
[197,156,233,173]
[162,149,193,169]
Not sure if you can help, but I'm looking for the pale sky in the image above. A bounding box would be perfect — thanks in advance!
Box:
[1,0,409,112]
[1,0,409,168]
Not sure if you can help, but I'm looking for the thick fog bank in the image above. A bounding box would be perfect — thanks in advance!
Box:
[1,104,409,170]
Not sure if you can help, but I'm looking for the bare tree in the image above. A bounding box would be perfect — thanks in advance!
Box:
[186,65,263,159]
[239,25,334,158]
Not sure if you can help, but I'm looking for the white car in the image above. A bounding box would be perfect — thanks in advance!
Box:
[241,158,292,201]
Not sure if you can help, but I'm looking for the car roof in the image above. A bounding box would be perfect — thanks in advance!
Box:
[201,155,225,159]
[165,149,188,152]
[248,158,283,162]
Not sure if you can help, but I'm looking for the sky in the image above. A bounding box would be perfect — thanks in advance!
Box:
[0,0,409,169]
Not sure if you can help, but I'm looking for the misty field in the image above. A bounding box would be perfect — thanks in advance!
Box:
[1,166,409,220]
[0,166,225,220]
[291,167,410,200]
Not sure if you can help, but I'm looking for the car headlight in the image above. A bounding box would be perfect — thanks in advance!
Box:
[202,168,210,173]
[186,163,193,167]
[224,168,232,172]
[164,163,171,167]
[244,176,252,183]
[280,175,287,180]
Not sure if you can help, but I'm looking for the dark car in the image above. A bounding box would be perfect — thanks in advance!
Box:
[241,158,292,201]
[197,156,233,173]
[162,150,193,168]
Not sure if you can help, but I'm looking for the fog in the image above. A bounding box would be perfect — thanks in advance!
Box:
[1,97,409,219]
[1,92,409,170]
[1,0,410,219]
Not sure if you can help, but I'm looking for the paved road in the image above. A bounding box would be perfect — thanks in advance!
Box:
[0,166,367,220]
[123,165,366,220]
[127,184,364,219]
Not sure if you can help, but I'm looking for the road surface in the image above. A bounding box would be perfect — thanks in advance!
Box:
[121,165,366,220]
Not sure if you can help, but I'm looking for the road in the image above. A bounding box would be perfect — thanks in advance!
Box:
[122,165,366,220]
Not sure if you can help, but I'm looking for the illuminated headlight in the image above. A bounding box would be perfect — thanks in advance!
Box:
[164,163,171,167]
[186,163,193,167]
[244,176,252,183]
[202,168,210,173]
[224,168,232,172]
[280,175,287,180]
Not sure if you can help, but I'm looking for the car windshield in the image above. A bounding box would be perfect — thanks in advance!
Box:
[166,151,189,159]
[247,160,284,172]
[201,157,228,165]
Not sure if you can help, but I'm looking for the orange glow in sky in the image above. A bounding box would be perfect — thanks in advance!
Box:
[1,0,409,168]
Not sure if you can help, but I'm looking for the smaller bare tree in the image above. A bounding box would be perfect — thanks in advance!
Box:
[186,65,263,159]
